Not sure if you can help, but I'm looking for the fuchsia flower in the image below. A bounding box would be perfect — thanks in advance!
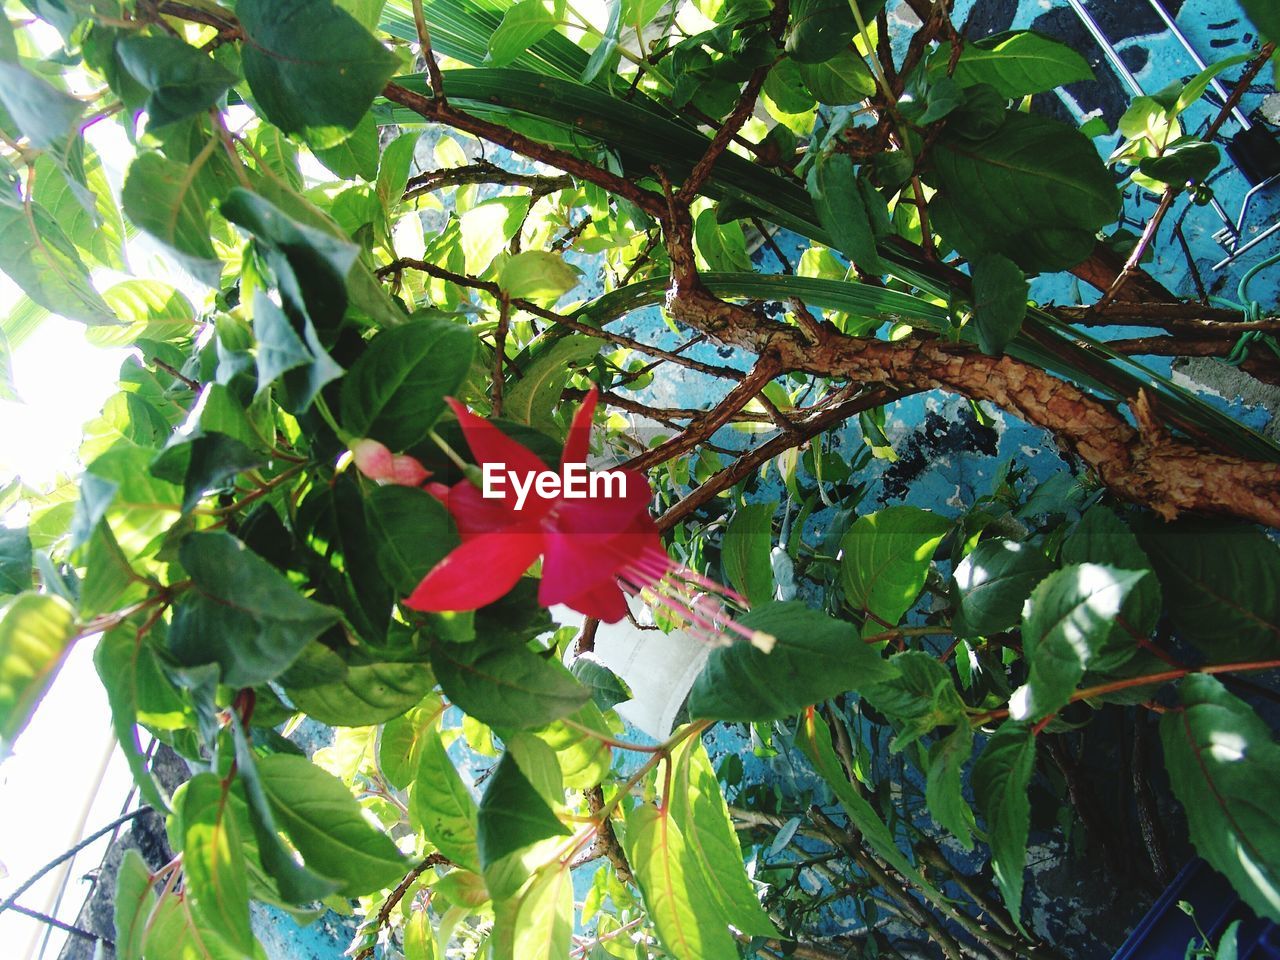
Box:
[404,389,777,651]
[405,388,660,622]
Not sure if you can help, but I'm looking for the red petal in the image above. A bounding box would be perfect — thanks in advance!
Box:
[538,509,662,608]
[446,479,522,539]
[404,532,543,612]
[446,397,547,479]
[545,469,654,536]
[561,386,598,469]
[560,579,630,623]
[539,528,626,608]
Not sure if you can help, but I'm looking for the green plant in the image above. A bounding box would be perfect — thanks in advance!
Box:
[0,1,1278,958]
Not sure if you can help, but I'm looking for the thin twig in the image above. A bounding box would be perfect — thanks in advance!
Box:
[353,854,450,960]
[412,0,447,103]
[1097,43,1275,307]
[493,294,510,416]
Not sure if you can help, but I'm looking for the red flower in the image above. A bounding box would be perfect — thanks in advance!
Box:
[405,388,666,622]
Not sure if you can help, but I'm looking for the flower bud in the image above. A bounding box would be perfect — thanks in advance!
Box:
[350,439,431,486]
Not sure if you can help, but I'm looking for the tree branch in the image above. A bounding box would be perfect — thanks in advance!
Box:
[404,161,574,200]
[382,82,667,218]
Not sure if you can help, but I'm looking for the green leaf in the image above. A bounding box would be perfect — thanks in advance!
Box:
[222,188,359,331]
[113,849,156,960]
[1162,675,1280,922]
[430,635,590,729]
[378,697,441,789]
[238,0,400,144]
[477,752,569,868]
[796,708,928,884]
[0,592,76,752]
[258,753,409,895]
[785,0,854,64]
[403,906,437,960]
[312,112,380,181]
[498,249,582,299]
[947,82,1009,140]
[1061,506,1160,671]
[32,144,125,273]
[503,334,600,435]
[970,253,1028,356]
[798,49,876,105]
[687,601,895,722]
[0,525,31,595]
[570,656,628,712]
[410,724,481,872]
[534,702,612,790]
[230,719,342,904]
[1175,54,1253,114]
[488,0,556,67]
[764,56,817,113]
[506,731,568,805]
[247,171,405,328]
[1133,517,1280,661]
[860,650,967,750]
[168,531,342,687]
[581,0,623,84]
[904,75,965,125]
[121,151,223,287]
[178,435,265,515]
[181,772,254,953]
[376,130,421,210]
[365,485,460,595]
[931,30,1092,98]
[283,642,434,726]
[951,539,1055,638]
[721,500,775,607]
[1138,138,1221,186]
[1216,921,1242,960]
[693,209,753,273]
[1240,0,1280,43]
[0,194,116,325]
[971,720,1035,927]
[807,152,884,274]
[840,505,950,626]
[72,441,184,555]
[669,737,776,936]
[623,803,740,960]
[0,60,81,150]
[926,726,975,849]
[140,885,244,960]
[91,279,196,348]
[510,862,574,960]
[340,317,476,450]
[250,292,345,414]
[94,628,172,814]
[929,112,1120,273]
[1012,563,1147,721]
[336,0,389,29]
[115,35,238,128]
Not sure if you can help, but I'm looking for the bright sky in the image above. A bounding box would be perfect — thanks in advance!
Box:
[0,294,139,960]
[0,87,151,957]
